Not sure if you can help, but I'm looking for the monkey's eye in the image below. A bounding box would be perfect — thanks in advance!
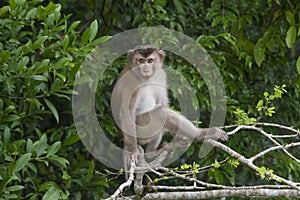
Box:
[147,58,154,63]
[137,58,146,64]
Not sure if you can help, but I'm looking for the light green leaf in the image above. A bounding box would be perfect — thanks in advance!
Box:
[81,28,91,45]
[296,56,300,74]
[89,20,98,42]
[13,153,32,173]
[5,185,24,192]
[2,115,20,123]
[30,75,48,82]
[91,36,112,46]
[42,186,60,200]
[286,26,297,48]
[68,21,81,33]
[32,36,48,50]
[35,134,47,157]
[45,2,57,14]
[47,141,61,157]
[44,99,59,123]
[4,126,10,146]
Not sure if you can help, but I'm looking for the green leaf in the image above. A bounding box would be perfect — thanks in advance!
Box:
[32,36,48,50]
[42,186,60,200]
[1,115,20,123]
[5,185,24,192]
[286,26,297,48]
[4,126,10,146]
[47,141,61,157]
[68,21,81,33]
[89,20,98,42]
[296,56,300,74]
[173,0,185,14]
[30,75,48,82]
[13,153,32,173]
[0,5,10,16]
[0,50,10,64]
[48,155,69,168]
[45,2,57,14]
[35,134,47,157]
[62,35,69,50]
[81,28,91,45]
[91,36,112,46]
[63,134,80,146]
[87,160,95,182]
[285,10,295,25]
[44,99,59,123]
[38,181,59,192]
[253,39,265,67]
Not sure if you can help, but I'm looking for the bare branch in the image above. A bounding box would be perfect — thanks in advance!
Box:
[142,189,300,199]
[250,142,300,162]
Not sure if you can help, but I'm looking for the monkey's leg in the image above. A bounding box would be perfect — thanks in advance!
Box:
[136,106,227,142]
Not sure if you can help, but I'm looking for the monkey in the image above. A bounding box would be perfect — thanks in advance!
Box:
[111,45,228,175]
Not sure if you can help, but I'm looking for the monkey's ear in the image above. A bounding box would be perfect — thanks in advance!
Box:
[158,50,165,60]
[127,50,135,60]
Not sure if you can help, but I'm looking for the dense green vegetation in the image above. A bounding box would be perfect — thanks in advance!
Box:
[0,0,299,199]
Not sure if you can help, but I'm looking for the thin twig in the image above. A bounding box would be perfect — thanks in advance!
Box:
[107,160,136,200]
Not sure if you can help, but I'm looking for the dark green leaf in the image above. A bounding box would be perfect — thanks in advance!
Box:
[285,10,295,25]
[0,50,10,64]
[48,155,70,168]
[87,160,94,182]
[44,99,59,123]
[63,134,80,146]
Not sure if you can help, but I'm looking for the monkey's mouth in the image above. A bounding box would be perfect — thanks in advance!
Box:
[142,71,152,78]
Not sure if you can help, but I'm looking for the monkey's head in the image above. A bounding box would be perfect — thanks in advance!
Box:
[128,45,165,79]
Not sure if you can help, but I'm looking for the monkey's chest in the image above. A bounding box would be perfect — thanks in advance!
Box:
[134,86,160,115]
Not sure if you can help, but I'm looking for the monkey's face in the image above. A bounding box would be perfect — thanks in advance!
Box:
[134,52,159,78]
[128,46,165,79]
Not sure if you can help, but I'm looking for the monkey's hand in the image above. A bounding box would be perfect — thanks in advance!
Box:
[199,127,228,141]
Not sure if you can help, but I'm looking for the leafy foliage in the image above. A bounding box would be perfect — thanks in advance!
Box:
[0,0,110,199]
[1,0,300,199]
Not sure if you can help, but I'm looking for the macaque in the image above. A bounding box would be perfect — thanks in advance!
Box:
[111,45,227,174]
